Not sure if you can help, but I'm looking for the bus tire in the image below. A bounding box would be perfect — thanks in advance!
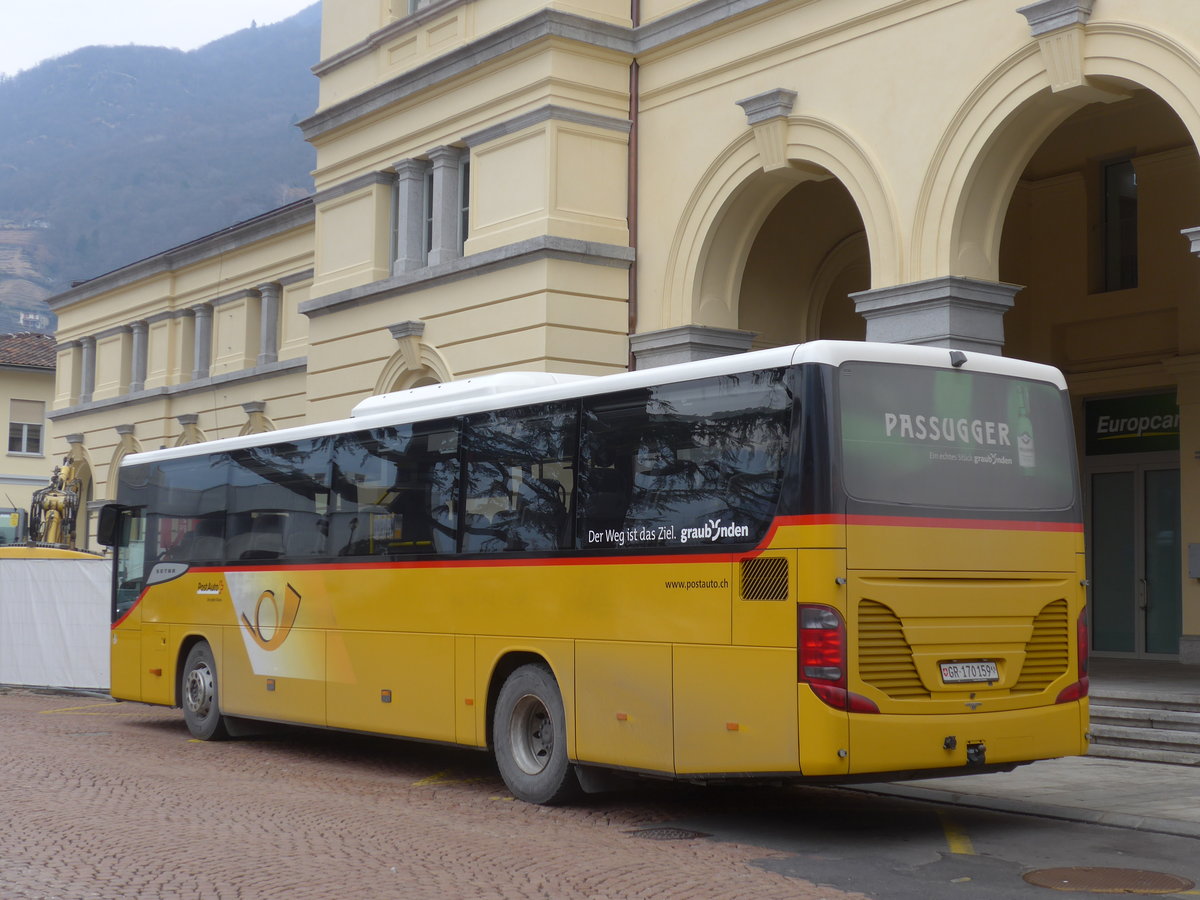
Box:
[493,663,579,805]
[181,641,229,741]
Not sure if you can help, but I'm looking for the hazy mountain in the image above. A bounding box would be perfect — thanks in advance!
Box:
[0,4,321,334]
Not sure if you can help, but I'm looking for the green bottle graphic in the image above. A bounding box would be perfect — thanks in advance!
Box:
[1016,385,1035,472]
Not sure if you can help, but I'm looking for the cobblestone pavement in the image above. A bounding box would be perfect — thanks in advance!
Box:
[0,688,864,900]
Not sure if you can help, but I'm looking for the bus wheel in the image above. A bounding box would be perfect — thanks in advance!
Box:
[493,663,579,805]
[181,642,229,741]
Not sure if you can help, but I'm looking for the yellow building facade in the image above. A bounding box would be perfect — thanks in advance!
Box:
[0,333,56,543]
[47,0,1200,664]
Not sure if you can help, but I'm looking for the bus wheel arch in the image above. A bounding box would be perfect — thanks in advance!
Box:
[180,639,230,741]
[489,656,580,805]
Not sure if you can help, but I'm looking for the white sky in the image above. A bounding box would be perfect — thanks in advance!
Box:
[0,0,318,78]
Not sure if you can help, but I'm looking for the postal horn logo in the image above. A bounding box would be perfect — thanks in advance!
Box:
[241,583,302,651]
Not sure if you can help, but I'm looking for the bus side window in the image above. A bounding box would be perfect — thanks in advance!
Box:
[330,422,459,558]
[463,403,577,553]
[579,372,792,547]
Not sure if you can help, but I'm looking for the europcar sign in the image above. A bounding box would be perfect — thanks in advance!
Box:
[1084,392,1179,456]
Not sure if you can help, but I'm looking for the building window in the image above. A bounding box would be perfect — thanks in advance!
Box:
[8,399,45,455]
[408,0,437,12]
[1102,158,1138,291]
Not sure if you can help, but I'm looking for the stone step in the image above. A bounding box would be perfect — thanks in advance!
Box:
[1090,722,1200,752]
[1089,705,1200,734]
[1090,687,1200,714]
[1086,742,1200,767]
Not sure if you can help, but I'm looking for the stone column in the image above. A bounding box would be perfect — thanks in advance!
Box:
[629,325,756,369]
[426,145,464,267]
[257,282,281,366]
[850,276,1022,355]
[79,336,97,403]
[393,158,429,273]
[191,304,213,381]
[129,321,148,393]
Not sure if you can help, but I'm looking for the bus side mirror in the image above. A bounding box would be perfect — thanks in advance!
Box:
[96,504,126,547]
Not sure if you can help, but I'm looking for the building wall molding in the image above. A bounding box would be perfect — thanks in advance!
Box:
[300,235,634,318]
[307,0,793,143]
[311,171,395,206]
[47,357,308,421]
[463,105,631,148]
[278,268,315,288]
[1016,0,1094,37]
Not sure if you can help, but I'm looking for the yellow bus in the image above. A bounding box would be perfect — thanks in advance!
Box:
[99,341,1088,804]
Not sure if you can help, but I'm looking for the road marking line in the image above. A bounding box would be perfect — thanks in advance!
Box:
[939,811,976,855]
[40,702,121,714]
[413,770,491,787]
[40,703,154,717]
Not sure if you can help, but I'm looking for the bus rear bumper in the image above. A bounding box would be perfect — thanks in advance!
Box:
[845,699,1088,776]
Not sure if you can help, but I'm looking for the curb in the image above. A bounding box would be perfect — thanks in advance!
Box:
[846,782,1200,841]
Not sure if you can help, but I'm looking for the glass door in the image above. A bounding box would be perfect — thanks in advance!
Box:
[1087,463,1181,657]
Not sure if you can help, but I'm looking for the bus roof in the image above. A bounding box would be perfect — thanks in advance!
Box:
[119,341,1068,468]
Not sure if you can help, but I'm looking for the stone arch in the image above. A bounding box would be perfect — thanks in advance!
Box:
[661,117,902,332]
[917,23,1200,282]
[374,342,453,395]
[238,402,276,436]
[65,438,95,546]
[174,415,208,447]
[107,426,142,497]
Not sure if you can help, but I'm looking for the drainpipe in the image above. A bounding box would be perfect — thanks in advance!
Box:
[627,0,640,370]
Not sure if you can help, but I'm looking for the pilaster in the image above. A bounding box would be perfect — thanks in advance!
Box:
[55,341,82,407]
[258,282,282,366]
[393,158,429,273]
[192,305,213,381]
[129,321,149,393]
[427,145,464,267]
[79,336,96,404]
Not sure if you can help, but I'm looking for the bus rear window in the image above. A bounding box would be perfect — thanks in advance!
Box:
[838,361,1075,511]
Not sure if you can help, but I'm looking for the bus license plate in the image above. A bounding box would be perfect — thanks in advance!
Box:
[940,661,998,684]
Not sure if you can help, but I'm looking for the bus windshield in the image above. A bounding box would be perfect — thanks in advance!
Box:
[837,360,1076,511]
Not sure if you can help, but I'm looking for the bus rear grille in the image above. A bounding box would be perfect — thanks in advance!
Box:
[1011,598,1070,694]
[741,557,789,600]
[857,599,930,699]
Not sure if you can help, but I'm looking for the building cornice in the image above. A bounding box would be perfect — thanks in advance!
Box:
[312,0,469,77]
[301,1,789,143]
[299,235,634,318]
[300,9,635,142]
[47,200,315,312]
[47,357,308,420]
[463,104,631,147]
[311,171,395,206]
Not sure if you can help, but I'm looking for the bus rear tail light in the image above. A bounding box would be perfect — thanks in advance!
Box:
[1056,607,1090,704]
[798,605,879,714]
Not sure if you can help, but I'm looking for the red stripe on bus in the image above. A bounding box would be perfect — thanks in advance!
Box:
[771,514,1079,531]
[168,513,1077,579]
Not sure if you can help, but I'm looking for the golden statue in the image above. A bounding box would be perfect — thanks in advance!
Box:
[29,458,82,548]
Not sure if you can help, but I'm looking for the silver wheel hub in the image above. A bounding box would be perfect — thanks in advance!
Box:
[185,663,215,720]
[508,693,554,776]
